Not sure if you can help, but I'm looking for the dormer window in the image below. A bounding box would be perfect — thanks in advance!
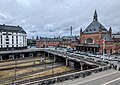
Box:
[90,29,92,31]
[86,30,88,32]
[94,29,96,31]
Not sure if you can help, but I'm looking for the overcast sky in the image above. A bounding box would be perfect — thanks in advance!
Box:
[0,0,120,38]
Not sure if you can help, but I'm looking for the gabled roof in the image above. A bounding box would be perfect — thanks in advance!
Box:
[62,36,79,40]
[0,24,26,34]
[83,10,108,34]
[39,37,63,42]
[102,34,114,42]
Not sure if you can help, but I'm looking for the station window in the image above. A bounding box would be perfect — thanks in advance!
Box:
[6,39,9,41]
[1,39,2,44]
[6,45,9,48]
[16,45,18,47]
[6,42,9,44]
[6,35,8,38]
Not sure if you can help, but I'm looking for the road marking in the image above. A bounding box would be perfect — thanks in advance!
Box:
[101,77,120,85]
[77,71,118,85]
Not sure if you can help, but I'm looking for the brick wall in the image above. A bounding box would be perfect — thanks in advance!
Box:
[80,32,117,54]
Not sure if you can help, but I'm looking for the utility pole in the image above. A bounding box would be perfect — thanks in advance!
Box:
[44,52,46,68]
[52,55,54,76]
[52,61,54,76]
[13,55,17,84]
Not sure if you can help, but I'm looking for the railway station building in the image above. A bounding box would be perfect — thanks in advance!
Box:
[76,10,120,54]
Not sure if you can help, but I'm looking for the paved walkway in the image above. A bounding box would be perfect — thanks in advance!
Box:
[54,69,120,85]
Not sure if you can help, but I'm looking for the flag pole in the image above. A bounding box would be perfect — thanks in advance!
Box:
[103,42,104,60]
[103,38,105,61]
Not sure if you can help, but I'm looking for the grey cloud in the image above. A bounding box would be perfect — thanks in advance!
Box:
[0,0,120,38]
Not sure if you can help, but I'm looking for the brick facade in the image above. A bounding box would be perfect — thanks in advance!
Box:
[77,10,120,54]
[36,36,79,49]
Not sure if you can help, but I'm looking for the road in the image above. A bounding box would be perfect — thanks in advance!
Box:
[54,69,120,85]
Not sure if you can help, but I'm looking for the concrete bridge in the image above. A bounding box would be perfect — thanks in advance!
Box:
[0,48,106,69]
[0,48,114,85]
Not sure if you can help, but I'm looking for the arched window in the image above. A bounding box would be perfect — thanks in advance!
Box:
[85,38,94,44]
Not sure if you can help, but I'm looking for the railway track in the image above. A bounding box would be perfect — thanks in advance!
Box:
[0,63,64,84]
[0,59,49,67]
[5,69,80,85]
[0,61,56,71]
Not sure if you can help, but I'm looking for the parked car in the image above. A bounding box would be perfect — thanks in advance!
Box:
[95,55,101,58]
[74,51,81,54]
[88,53,95,57]
[80,52,86,55]
[86,57,94,61]
[85,53,89,56]
[100,55,110,60]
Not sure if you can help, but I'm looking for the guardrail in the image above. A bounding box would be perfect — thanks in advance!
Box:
[20,65,111,85]
[0,48,45,54]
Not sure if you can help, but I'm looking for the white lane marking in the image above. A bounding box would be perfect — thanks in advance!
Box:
[101,77,120,85]
[78,71,118,85]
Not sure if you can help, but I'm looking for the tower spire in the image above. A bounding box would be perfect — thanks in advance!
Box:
[93,10,98,21]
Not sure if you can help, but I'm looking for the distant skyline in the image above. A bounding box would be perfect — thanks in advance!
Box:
[0,0,120,38]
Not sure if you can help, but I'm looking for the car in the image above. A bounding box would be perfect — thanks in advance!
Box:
[86,57,94,61]
[74,51,81,54]
[100,55,110,60]
[85,53,89,56]
[67,50,73,53]
[115,57,118,59]
[88,53,95,57]
[94,52,100,55]
[95,55,101,58]
[96,60,104,63]
[78,56,84,58]
[80,52,86,55]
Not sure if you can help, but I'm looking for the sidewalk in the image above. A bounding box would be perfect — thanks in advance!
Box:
[54,69,117,85]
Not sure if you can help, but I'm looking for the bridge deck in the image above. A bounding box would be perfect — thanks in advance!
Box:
[46,49,106,66]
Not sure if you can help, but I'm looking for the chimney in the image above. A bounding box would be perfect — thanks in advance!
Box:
[71,26,72,37]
